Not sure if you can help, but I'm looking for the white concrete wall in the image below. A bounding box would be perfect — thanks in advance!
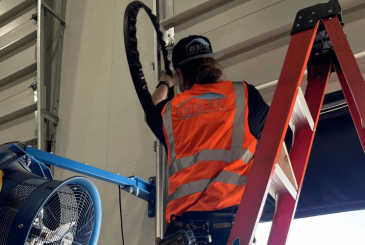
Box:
[55,0,157,244]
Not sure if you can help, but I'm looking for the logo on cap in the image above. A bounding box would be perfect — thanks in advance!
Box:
[186,38,211,57]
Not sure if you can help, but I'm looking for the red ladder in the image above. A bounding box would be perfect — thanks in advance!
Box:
[227,0,365,244]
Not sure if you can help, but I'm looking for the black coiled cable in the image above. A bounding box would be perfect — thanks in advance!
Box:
[124,1,172,114]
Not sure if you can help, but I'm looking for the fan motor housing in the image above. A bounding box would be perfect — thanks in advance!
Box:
[0,153,102,245]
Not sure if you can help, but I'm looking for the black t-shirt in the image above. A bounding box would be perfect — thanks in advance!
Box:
[145,82,269,149]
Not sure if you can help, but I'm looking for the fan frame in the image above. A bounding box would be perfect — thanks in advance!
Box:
[6,176,101,245]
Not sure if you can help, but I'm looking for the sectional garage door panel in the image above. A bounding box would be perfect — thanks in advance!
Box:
[0,44,36,77]
[0,0,37,147]
[164,0,365,97]
[174,0,284,46]
[0,19,37,57]
[0,112,36,144]
[0,7,36,37]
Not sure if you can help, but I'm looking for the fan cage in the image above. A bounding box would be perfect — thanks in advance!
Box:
[0,178,96,245]
[0,178,50,245]
[27,184,95,245]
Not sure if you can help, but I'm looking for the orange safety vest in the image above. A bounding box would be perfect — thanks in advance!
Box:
[162,81,257,222]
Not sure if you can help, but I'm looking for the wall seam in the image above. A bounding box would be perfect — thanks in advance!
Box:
[101,0,118,244]
[201,0,286,35]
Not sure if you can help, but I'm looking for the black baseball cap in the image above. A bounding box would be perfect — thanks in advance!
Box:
[172,35,223,69]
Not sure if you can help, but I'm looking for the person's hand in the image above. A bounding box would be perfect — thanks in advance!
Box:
[160,70,177,87]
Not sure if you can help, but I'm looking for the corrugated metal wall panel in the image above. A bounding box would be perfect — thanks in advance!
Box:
[0,19,37,56]
[173,0,208,14]
[0,45,36,77]
[175,0,282,42]
[0,77,36,123]
[163,0,365,103]
[0,0,37,145]
[0,7,36,36]
[0,0,36,28]
[0,113,36,143]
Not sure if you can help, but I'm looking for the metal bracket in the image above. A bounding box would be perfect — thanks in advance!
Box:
[291,0,342,35]
[0,143,53,179]
[148,177,156,218]
[24,145,156,204]
[40,109,59,125]
[41,3,66,26]
[163,25,175,63]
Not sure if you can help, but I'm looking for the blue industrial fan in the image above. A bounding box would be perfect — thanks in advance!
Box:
[0,146,102,245]
[0,143,155,245]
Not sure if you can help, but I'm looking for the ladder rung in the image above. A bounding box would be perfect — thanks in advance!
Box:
[289,87,314,132]
[269,163,297,200]
[269,143,298,200]
[278,143,298,190]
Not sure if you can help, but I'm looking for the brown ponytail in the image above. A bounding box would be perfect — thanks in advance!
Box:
[179,58,223,89]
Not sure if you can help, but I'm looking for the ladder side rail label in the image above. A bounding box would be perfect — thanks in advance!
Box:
[227,22,319,245]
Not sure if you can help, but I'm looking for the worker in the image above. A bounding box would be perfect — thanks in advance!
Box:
[145,35,269,244]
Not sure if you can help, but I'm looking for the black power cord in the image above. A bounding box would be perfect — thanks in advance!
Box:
[124,1,172,115]
[119,185,125,245]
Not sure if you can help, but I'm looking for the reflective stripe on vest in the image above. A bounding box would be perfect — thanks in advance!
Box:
[167,170,248,204]
[163,82,252,203]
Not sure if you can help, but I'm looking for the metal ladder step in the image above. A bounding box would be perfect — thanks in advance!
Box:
[269,143,298,200]
[289,87,314,134]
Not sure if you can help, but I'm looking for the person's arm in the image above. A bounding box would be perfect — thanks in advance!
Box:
[246,82,270,139]
[145,71,177,149]
[152,71,177,105]
[246,82,293,150]
[145,100,169,149]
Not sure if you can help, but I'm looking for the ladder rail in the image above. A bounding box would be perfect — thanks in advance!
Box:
[323,16,365,151]
[226,4,365,243]
[227,22,319,245]
[334,66,365,150]
[267,60,333,244]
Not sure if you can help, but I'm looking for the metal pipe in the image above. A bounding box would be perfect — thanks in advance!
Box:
[155,140,166,239]
[154,0,167,239]
[154,0,162,239]
[37,0,46,151]
[155,0,174,239]
[50,0,67,154]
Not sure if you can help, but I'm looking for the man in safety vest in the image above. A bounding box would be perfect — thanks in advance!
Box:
[146,35,269,244]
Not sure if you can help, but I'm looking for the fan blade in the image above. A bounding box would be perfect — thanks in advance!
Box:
[41,222,76,242]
